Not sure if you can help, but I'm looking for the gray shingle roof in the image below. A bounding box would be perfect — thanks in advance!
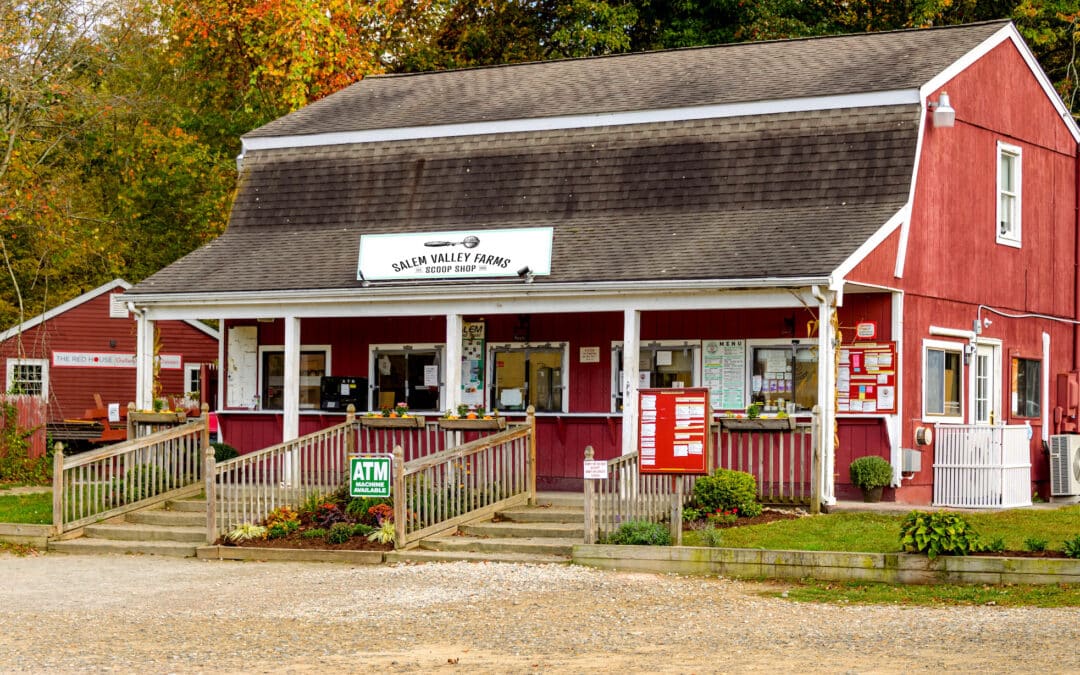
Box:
[246,21,1007,138]
[132,105,918,295]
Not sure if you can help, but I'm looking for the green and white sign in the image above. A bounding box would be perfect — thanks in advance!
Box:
[350,455,392,498]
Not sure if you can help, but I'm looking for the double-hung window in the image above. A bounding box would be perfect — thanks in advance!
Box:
[5,358,48,397]
[997,141,1022,247]
[923,340,963,420]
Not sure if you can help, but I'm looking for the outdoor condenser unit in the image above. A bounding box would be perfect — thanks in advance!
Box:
[1048,435,1080,496]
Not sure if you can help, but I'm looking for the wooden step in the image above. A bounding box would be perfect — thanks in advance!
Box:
[385,549,570,565]
[459,520,583,539]
[84,522,207,543]
[127,509,205,527]
[48,537,198,558]
[496,505,582,524]
[420,535,577,557]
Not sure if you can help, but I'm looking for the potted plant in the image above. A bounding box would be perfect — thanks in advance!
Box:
[848,455,893,502]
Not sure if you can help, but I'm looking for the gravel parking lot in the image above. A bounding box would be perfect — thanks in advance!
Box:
[1,553,1078,673]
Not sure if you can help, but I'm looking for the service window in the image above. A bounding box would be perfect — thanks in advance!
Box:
[490,343,567,413]
[748,343,818,413]
[611,342,700,412]
[260,347,330,410]
[1011,357,1040,418]
[923,341,963,420]
[371,345,443,412]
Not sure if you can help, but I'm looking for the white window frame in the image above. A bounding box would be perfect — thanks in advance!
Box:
[610,340,701,413]
[996,141,1022,247]
[922,338,964,422]
[5,358,48,398]
[257,344,332,411]
[487,342,570,414]
[368,343,444,413]
[970,339,1001,425]
[184,363,202,398]
[746,339,818,415]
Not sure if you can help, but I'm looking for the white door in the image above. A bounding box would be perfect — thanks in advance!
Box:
[972,343,1001,424]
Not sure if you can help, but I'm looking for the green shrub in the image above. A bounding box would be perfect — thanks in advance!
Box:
[984,536,1006,552]
[848,456,892,490]
[1023,537,1048,552]
[1064,535,1080,559]
[327,522,353,544]
[605,520,672,546]
[226,523,266,542]
[301,528,327,540]
[346,496,391,522]
[266,523,290,540]
[899,511,982,560]
[691,469,762,518]
[212,442,239,463]
[352,523,375,537]
[682,506,704,522]
[265,506,299,529]
[692,522,724,548]
[367,520,396,544]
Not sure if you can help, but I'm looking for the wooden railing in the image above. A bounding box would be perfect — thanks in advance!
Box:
[582,446,686,544]
[933,423,1032,508]
[392,409,536,549]
[711,417,817,505]
[210,416,357,542]
[53,411,209,533]
[357,420,448,461]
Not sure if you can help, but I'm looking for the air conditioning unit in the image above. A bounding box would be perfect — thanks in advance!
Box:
[1049,435,1080,496]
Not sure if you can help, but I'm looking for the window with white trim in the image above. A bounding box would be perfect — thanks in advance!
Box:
[258,345,331,410]
[924,341,963,420]
[748,342,818,413]
[996,141,1021,246]
[611,341,700,412]
[370,345,443,412]
[184,364,202,400]
[5,358,48,397]
[489,343,568,413]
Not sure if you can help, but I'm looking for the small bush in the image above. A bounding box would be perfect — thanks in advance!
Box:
[848,456,892,490]
[346,496,391,523]
[212,442,239,463]
[367,503,394,525]
[984,536,1006,552]
[692,522,724,548]
[692,468,762,518]
[1064,535,1080,559]
[315,502,349,529]
[301,528,327,539]
[327,522,353,544]
[899,511,981,560]
[352,523,375,537]
[682,507,704,522]
[265,506,299,529]
[266,523,290,540]
[1023,537,1048,553]
[226,523,266,542]
[367,520,396,544]
[605,520,672,546]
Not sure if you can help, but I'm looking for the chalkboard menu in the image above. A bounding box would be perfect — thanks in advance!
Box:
[638,387,711,475]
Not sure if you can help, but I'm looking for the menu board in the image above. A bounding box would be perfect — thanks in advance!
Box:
[702,340,745,410]
[638,387,711,475]
[838,342,897,413]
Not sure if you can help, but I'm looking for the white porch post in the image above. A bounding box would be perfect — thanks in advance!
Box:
[817,290,837,505]
[135,312,155,410]
[621,309,641,455]
[444,314,463,413]
[283,316,300,442]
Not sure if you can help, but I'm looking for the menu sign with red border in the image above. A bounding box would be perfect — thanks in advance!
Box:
[638,387,711,475]
[838,342,897,413]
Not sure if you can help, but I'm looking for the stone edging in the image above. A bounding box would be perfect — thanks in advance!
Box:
[572,544,1080,585]
[195,545,385,564]
[0,524,53,548]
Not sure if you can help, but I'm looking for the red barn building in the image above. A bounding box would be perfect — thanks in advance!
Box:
[124,21,1080,506]
[0,279,219,441]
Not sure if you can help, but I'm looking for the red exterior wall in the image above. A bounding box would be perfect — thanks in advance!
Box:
[0,286,219,423]
[848,40,1079,502]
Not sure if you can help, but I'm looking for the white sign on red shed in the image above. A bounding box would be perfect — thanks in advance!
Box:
[638,387,711,475]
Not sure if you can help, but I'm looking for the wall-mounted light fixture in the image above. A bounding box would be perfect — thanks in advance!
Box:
[517,266,534,283]
[928,91,955,128]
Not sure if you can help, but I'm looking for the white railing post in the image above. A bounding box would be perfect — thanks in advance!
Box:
[51,442,63,534]
[583,446,595,544]
[203,411,217,544]
[392,445,405,549]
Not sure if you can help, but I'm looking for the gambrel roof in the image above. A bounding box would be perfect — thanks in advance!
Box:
[130,20,1060,298]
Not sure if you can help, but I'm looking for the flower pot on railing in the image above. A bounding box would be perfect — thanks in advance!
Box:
[437,417,507,431]
[719,417,796,432]
[359,415,426,428]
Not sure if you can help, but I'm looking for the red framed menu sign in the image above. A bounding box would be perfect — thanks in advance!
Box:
[838,342,897,414]
[638,387,711,475]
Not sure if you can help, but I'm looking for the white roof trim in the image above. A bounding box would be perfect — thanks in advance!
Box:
[0,278,219,343]
[831,205,910,284]
[240,89,921,154]
[920,23,1080,143]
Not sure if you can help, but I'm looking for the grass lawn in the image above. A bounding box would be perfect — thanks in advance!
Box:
[761,579,1080,607]
[0,491,52,524]
[683,505,1080,553]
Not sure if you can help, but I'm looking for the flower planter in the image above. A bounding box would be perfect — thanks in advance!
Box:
[437,417,507,431]
[860,486,884,503]
[719,417,796,431]
[129,411,187,424]
[359,415,426,428]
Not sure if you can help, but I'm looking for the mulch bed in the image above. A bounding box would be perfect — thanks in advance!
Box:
[219,532,392,552]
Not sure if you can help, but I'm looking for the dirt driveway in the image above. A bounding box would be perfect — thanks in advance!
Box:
[1,553,1077,673]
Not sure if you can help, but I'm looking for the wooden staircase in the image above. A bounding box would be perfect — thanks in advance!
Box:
[48,497,206,558]
[385,492,584,565]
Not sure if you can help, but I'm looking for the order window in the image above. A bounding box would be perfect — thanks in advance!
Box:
[612,342,699,411]
[1011,357,1040,418]
[490,344,566,413]
[261,349,328,410]
[749,345,817,413]
[371,346,442,412]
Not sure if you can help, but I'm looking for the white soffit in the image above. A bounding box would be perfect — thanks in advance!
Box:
[241,89,920,153]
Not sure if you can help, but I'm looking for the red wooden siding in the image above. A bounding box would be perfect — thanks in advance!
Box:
[0,288,218,423]
[0,395,47,459]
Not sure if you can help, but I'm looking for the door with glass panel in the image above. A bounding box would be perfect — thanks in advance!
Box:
[972,343,1000,424]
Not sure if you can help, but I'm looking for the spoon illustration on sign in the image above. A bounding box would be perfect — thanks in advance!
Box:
[425,236,480,248]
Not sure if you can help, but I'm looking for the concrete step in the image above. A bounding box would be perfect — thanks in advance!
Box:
[385,549,570,565]
[496,505,582,524]
[127,509,205,527]
[535,492,584,508]
[48,537,198,558]
[84,523,207,543]
[420,535,578,556]
[460,520,583,539]
[166,498,207,513]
